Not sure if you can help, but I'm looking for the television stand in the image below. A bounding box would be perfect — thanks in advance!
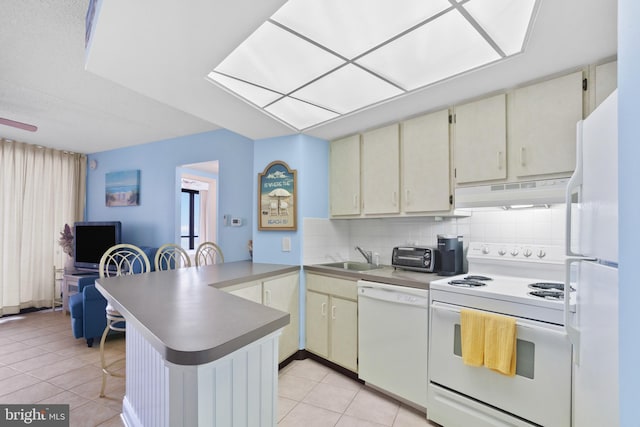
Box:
[72,271,98,276]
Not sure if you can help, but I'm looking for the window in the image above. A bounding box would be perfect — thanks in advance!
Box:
[181,189,201,250]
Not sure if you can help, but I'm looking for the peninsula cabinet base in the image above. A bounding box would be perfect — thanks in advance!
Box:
[121,323,282,427]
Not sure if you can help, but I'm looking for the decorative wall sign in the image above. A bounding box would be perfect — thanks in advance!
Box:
[258,161,296,231]
[106,170,140,207]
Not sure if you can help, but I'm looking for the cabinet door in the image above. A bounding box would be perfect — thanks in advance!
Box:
[362,124,400,215]
[454,93,507,184]
[594,61,617,109]
[264,273,299,362]
[226,281,262,304]
[510,71,583,178]
[330,135,361,216]
[330,297,358,372]
[306,290,329,359]
[401,110,451,212]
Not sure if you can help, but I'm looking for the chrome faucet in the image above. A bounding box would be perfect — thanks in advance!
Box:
[355,246,373,264]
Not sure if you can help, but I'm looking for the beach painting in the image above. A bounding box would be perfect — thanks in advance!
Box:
[106,170,140,207]
[258,161,296,231]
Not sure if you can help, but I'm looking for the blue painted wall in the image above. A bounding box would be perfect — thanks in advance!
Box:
[618,1,639,424]
[252,133,329,351]
[86,129,254,262]
[252,134,329,265]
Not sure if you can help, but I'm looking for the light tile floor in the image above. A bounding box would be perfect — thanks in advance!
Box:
[278,358,439,427]
[0,309,439,427]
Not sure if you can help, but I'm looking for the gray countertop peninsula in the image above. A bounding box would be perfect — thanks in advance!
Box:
[95,261,298,366]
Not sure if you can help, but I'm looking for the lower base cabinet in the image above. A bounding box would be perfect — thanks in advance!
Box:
[305,273,358,373]
[224,272,299,363]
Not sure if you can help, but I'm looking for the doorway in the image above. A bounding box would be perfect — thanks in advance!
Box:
[177,161,219,253]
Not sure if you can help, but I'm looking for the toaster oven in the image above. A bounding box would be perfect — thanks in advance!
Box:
[391,246,438,273]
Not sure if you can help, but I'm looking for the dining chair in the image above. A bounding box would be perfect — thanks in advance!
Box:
[97,244,151,398]
[154,243,191,271]
[195,241,224,266]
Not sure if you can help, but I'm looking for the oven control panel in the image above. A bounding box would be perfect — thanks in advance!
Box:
[467,242,564,264]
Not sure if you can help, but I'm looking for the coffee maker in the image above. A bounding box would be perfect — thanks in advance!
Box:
[437,235,463,276]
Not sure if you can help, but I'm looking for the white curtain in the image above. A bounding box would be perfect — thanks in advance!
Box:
[199,189,208,244]
[0,139,86,315]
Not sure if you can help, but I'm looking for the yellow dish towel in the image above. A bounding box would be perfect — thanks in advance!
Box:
[460,309,517,376]
[460,309,485,367]
[484,312,517,377]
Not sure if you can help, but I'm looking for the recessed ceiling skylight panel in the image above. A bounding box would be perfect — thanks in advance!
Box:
[271,0,452,59]
[212,21,343,94]
[291,64,404,114]
[206,0,539,131]
[355,8,502,90]
[464,0,537,56]
[265,96,339,130]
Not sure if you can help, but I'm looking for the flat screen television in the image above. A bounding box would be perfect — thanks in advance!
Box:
[73,221,122,271]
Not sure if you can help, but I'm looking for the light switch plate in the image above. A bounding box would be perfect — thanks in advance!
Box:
[282,237,291,252]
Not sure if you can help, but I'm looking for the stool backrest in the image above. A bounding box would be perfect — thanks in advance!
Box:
[99,244,151,278]
[155,243,191,271]
[195,242,224,266]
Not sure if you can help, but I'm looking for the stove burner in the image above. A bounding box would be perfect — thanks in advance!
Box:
[529,290,564,300]
[448,279,487,288]
[464,275,493,281]
[528,282,575,292]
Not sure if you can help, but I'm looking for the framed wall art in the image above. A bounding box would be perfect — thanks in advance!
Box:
[258,161,296,231]
[105,169,140,207]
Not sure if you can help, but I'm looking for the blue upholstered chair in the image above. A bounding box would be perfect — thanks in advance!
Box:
[68,246,158,347]
[69,275,102,347]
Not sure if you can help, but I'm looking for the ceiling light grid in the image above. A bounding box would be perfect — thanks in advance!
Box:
[206,0,539,131]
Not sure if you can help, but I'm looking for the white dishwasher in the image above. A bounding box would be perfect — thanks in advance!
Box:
[357,280,429,409]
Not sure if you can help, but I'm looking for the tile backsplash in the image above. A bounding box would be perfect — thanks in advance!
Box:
[303,204,565,265]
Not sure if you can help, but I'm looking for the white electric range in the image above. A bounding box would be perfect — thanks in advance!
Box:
[428,241,573,427]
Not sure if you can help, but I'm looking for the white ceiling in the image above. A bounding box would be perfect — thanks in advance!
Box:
[1,0,617,154]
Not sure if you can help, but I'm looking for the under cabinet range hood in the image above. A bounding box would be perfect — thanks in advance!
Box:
[454,178,569,208]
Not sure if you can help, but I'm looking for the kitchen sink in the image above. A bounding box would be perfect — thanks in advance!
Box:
[321,261,382,271]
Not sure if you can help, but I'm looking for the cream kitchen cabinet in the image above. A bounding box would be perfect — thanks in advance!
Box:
[453,93,507,184]
[361,124,400,215]
[401,109,452,213]
[593,60,617,110]
[305,273,358,372]
[263,273,299,363]
[226,280,262,303]
[330,134,361,216]
[224,272,299,363]
[509,71,584,178]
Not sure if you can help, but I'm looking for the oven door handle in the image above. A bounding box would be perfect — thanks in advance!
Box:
[430,302,567,336]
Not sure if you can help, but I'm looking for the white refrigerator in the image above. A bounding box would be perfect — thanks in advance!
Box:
[565,89,619,427]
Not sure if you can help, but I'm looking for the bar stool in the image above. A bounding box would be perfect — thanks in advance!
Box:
[98,244,151,398]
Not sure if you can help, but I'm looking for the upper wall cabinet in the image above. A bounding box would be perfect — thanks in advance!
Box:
[509,71,584,178]
[330,135,361,216]
[594,60,617,110]
[401,110,451,213]
[362,124,400,215]
[453,94,507,184]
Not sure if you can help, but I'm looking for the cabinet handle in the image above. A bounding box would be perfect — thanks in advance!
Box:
[321,302,327,316]
[405,189,410,205]
[353,194,358,209]
[265,290,271,306]
[392,191,397,206]
[497,151,503,170]
[520,147,526,167]
[331,305,336,320]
